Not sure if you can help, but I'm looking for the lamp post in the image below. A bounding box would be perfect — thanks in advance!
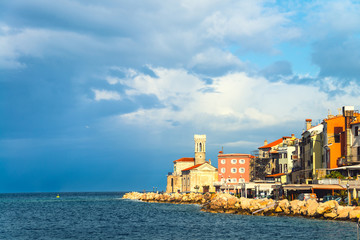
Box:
[228,176,231,194]
[347,182,350,206]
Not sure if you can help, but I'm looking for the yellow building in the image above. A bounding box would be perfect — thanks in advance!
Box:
[166,135,218,193]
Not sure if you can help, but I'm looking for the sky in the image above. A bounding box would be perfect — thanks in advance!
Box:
[1,0,360,193]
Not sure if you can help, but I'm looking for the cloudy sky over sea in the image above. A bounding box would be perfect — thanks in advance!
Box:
[1,0,360,192]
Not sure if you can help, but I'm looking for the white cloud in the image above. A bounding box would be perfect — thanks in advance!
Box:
[110,66,360,133]
[92,89,121,101]
[305,0,360,38]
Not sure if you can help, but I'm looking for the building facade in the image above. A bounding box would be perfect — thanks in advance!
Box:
[166,134,218,193]
[300,119,324,183]
[217,152,252,185]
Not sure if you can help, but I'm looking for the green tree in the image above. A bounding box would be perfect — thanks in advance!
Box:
[324,171,345,179]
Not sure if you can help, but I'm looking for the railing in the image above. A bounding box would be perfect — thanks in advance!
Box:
[316,178,340,185]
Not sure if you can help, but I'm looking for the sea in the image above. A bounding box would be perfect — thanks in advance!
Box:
[0,192,358,240]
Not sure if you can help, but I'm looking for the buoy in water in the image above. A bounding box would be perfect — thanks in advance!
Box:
[56,194,60,198]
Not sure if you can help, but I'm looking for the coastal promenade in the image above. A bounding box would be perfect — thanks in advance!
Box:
[123,192,360,221]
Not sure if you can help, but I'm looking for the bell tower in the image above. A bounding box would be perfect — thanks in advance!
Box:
[194,134,206,165]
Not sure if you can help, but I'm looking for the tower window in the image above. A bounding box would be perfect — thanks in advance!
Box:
[221,168,225,173]
[221,159,226,164]
[239,159,245,164]
[231,159,237,164]
[239,168,245,173]
[231,168,237,173]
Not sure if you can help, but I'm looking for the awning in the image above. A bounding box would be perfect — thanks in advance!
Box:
[331,164,360,171]
[311,184,346,190]
[283,184,346,191]
[266,173,285,178]
[283,184,312,191]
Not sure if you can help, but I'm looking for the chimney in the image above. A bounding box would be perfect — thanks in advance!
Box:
[305,119,312,130]
[291,134,295,138]
[343,106,355,161]
[264,140,268,146]
[208,159,211,165]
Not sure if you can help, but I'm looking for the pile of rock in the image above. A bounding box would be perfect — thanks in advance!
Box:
[122,192,207,204]
[203,194,360,220]
[122,192,360,221]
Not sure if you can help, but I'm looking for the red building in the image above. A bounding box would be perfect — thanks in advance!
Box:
[217,151,252,185]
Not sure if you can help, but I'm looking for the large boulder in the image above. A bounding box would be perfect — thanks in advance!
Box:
[306,199,319,217]
[316,200,338,215]
[279,199,290,214]
[240,197,251,210]
[348,206,360,220]
[289,200,305,215]
[336,206,352,219]
[324,210,337,219]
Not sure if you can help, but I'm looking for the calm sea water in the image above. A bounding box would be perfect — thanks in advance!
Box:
[0,192,357,239]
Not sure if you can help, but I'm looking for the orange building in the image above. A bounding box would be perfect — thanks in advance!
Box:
[323,106,360,169]
[217,151,252,184]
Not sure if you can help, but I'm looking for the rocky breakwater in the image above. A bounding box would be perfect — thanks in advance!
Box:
[203,194,360,221]
[123,192,360,221]
[122,192,208,204]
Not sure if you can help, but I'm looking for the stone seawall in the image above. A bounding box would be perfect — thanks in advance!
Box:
[122,192,360,221]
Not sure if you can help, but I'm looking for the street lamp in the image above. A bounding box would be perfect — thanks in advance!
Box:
[228,176,231,194]
[347,182,350,206]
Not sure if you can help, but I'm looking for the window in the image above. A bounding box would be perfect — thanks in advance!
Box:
[284,153,287,158]
[231,159,237,164]
[239,178,245,183]
[221,159,226,164]
[239,159,245,164]
[358,146,360,156]
[221,168,225,173]
[239,168,245,173]
[284,164,288,173]
[231,168,237,173]
[334,134,340,143]
[279,164,282,173]
[232,178,237,183]
[356,126,359,137]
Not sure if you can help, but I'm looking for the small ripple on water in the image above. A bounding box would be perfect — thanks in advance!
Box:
[0,193,357,239]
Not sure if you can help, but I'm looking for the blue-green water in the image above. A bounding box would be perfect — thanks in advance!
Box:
[0,192,357,239]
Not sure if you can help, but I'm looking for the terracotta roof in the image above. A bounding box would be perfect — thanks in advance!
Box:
[270,150,278,154]
[351,119,360,125]
[305,123,322,132]
[181,163,203,171]
[218,153,251,157]
[173,157,195,163]
[323,115,343,122]
[266,173,285,178]
[259,137,290,149]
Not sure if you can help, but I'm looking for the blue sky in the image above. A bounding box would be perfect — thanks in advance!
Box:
[1,0,360,193]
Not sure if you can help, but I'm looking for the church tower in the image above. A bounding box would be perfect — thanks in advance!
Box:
[194,134,206,165]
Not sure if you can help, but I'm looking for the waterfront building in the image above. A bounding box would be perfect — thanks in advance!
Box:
[217,151,252,185]
[256,134,297,182]
[323,106,360,169]
[351,119,360,163]
[166,134,218,193]
[300,119,324,183]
